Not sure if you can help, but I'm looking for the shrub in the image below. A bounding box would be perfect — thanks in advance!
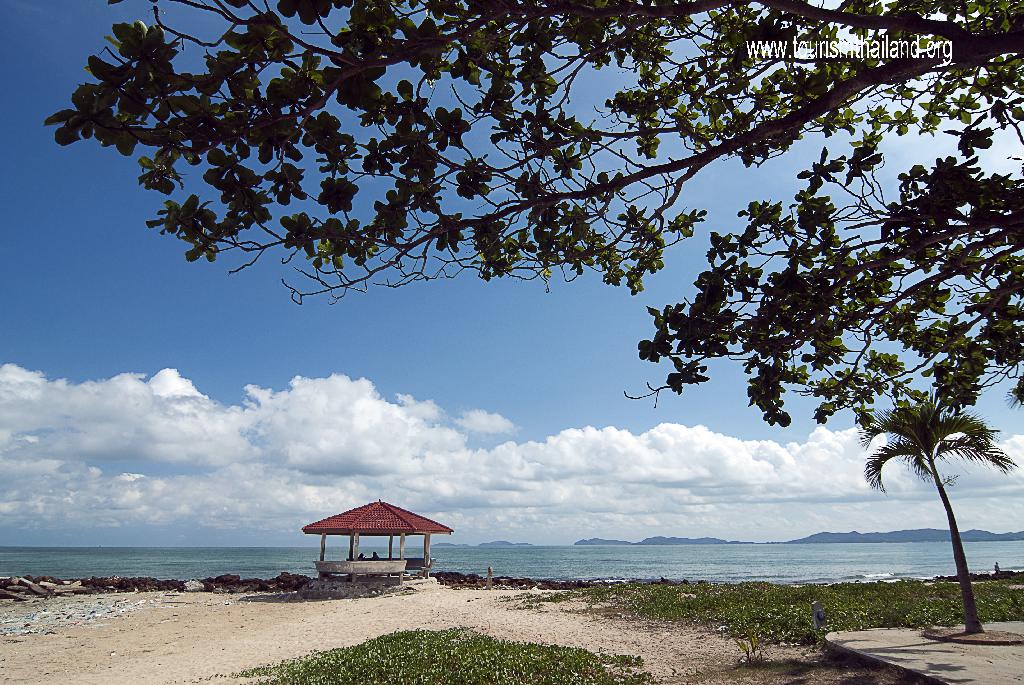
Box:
[240,628,655,685]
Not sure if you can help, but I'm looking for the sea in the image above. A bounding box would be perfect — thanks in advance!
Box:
[2,541,1023,584]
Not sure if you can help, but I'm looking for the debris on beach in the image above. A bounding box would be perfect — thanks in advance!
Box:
[0,595,157,636]
[0,577,92,601]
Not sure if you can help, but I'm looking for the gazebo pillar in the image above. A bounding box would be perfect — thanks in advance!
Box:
[423,533,432,578]
[348,534,355,561]
[350,533,361,582]
[388,535,394,560]
[399,533,406,559]
[319,533,326,561]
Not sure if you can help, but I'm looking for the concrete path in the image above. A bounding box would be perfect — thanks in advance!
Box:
[826,622,1024,684]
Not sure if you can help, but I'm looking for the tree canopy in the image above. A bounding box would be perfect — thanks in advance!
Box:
[49,0,1024,425]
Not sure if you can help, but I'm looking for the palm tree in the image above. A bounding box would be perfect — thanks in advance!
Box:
[860,398,1016,634]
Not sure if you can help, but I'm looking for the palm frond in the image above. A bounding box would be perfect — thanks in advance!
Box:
[938,434,1017,473]
[864,440,926,491]
[858,408,896,448]
[932,412,998,444]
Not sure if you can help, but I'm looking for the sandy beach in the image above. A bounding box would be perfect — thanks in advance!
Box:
[0,581,916,685]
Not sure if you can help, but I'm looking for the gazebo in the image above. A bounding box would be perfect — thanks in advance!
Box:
[302,500,453,582]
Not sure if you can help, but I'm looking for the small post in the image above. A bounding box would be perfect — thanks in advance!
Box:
[486,566,493,591]
[811,601,827,631]
[319,533,326,562]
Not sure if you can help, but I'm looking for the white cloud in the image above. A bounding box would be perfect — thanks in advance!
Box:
[1,363,1022,544]
[148,368,205,398]
[455,409,515,434]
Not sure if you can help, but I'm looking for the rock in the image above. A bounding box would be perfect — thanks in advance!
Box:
[272,572,312,592]
[51,585,91,595]
[4,585,30,594]
[183,580,205,592]
[0,588,27,601]
[15,578,51,596]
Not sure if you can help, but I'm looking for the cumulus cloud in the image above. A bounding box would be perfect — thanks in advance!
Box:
[1,363,1022,545]
[455,409,515,434]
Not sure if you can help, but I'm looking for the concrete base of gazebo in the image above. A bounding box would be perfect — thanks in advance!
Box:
[299,576,437,600]
[316,559,408,578]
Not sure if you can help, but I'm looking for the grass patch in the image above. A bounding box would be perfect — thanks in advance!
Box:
[503,591,575,608]
[240,628,654,685]
[559,580,1024,645]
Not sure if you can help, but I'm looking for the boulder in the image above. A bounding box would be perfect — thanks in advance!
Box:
[183,579,205,592]
[52,585,91,594]
[0,588,27,601]
[15,578,51,596]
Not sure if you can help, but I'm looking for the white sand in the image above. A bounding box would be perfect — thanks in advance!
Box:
[0,583,886,684]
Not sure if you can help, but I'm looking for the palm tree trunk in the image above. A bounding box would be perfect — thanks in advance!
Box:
[930,463,984,633]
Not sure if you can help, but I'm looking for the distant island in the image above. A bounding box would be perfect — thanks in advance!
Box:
[434,541,534,548]
[575,529,1024,546]
[575,536,750,546]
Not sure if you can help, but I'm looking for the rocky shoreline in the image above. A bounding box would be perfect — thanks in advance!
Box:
[0,571,687,599]
[931,570,1024,583]
[2,569,1020,600]
[0,572,310,599]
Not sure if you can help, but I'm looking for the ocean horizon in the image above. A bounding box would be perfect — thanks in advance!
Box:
[4,540,1022,585]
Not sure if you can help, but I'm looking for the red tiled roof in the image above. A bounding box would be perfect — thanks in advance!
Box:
[302,500,453,535]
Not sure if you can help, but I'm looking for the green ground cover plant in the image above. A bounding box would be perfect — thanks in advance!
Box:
[239,628,654,685]
[556,580,1024,645]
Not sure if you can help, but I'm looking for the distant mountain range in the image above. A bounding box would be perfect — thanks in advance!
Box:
[784,529,1024,544]
[574,529,1024,546]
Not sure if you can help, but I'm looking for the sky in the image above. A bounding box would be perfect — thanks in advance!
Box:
[0,1,1021,547]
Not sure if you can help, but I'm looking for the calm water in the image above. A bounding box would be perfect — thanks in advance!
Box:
[2,542,1022,584]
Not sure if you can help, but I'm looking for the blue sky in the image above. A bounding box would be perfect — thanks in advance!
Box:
[0,1,1021,547]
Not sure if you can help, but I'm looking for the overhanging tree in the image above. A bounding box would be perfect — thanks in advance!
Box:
[49,0,1024,424]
